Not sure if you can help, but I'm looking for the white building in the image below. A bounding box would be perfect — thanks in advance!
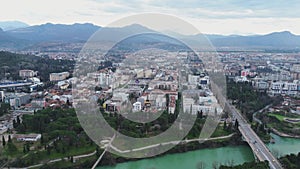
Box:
[50,72,70,81]
[270,81,298,96]
[188,75,199,85]
[254,81,269,90]
[234,76,249,83]
[291,64,300,73]
[132,102,142,112]
[19,69,37,78]
[282,82,298,96]
[182,88,222,115]
[98,72,113,87]
[15,134,42,142]
[148,89,166,109]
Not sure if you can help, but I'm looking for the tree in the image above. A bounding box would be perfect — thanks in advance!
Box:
[46,146,51,155]
[96,146,101,156]
[197,110,203,119]
[234,119,239,130]
[227,121,233,132]
[197,161,205,169]
[212,161,219,169]
[13,119,17,128]
[17,116,21,125]
[7,141,17,152]
[227,159,235,167]
[66,99,71,106]
[223,120,227,131]
[8,135,12,143]
[62,147,66,154]
[40,134,44,144]
[23,144,26,153]
[2,135,5,146]
[22,143,30,154]
[26,143,30,152]
[166,94,170,112]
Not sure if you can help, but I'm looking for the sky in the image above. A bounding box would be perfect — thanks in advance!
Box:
[1,0,300,35]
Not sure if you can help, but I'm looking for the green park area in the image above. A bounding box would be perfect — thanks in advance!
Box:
[0,108,99,168]
[266,112,300,136]
[268,113,286,121]
[1,105,238,168]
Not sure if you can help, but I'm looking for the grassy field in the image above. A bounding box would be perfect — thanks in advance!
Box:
[267,112,300,136]
[21,144,97,163]
[1,137,97,168]
[2,138,41,158]
[268,113,286,121]
[268,113,300,123]
[211,125,232,138]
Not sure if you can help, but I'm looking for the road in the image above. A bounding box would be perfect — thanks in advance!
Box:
[91,134,116,169]
[226,102,283,169]
[252,104,272,125]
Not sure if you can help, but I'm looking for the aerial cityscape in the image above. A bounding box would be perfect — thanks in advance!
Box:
[0,1,300,169]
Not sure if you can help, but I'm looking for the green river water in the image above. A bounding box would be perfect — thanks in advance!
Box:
[97,133,300,169]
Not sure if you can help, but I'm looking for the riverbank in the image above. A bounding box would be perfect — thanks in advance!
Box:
[97,133,245,167]
[271,128,300,139]
[98,145,254,169]
[97,145,254,169]
[96,133,300,169]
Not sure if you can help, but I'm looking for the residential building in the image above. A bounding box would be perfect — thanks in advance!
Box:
[188,75,199,85]
[4,93,31,108]
[270,81,298,96]
[50,72,70,81]
[19,69,37,78]
[132,102,142,112]
[254,81,269,90]
[291,64,300,73]
[241,69,250,77]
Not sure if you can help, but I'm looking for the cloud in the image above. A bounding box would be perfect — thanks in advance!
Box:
[0,0,300,34]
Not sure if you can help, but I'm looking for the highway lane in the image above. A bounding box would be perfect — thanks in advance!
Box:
[226,102,283,169]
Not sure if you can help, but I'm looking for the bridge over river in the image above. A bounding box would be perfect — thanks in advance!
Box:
[226,102,283,169]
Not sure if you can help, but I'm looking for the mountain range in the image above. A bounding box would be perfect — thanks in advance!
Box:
[0,22,299,50]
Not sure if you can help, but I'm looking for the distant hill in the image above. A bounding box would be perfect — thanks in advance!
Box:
[209,31,300,49]
[0,28,29,48]
[0,28,11,41]
[89,24,155,42]
[0,21,29,31]
[7,23,100,43]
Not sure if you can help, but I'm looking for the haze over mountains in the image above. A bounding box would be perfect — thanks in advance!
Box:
[7,23,100,43]
[0,21,29,31]
[0,21,299,50]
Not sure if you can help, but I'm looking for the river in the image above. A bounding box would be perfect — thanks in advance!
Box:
[97,134,300,169]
